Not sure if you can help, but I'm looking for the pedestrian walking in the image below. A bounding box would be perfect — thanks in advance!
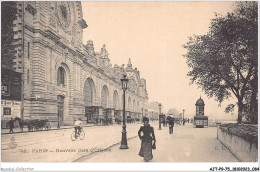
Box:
[169,117,174,134]
[163,118,166,127]
[183,119,185,125]
[138,117,156,162]
[8,118,15,133]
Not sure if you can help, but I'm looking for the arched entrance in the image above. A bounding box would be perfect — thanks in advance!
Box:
[113,90,120,122]
[56,66,67,126]
[128,97,131,111]
[113,90,119,109]
[83,78,96,123]
[137,101,139,112]
[133,99,136,112]
[101,85,109,125]
[57,95,65,125]
[101,85,109,108]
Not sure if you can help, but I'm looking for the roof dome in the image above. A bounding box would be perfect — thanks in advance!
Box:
[196,97,205,106]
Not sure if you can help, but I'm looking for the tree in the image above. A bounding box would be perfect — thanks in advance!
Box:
[183,2,257,124]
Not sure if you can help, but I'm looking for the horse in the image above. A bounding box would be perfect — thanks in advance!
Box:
[14,117,27,132]
[115,117,122,125]
[14,117,35,132]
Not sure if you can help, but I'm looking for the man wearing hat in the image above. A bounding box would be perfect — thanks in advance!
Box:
[168,116,175,134]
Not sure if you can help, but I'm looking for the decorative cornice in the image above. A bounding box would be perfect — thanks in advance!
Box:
[45,29,61,42]
[77,19,88,29]
[25,25,45,36]
[25,3,37,16]
[76,49,85,58]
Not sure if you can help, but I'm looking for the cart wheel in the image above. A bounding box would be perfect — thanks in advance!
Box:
[34,126,39,132]
[80,130,85,140]
[71,131,76,141]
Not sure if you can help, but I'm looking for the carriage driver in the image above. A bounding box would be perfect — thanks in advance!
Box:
[74,118,82,138]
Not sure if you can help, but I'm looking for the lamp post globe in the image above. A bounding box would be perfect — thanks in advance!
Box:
[120,74,129,149]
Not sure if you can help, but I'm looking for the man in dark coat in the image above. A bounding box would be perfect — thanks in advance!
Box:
[168,117,174,134]
[8,118,15,133]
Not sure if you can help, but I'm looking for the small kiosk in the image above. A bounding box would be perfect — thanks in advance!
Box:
[194,97,208,128]
[159,114,165,125]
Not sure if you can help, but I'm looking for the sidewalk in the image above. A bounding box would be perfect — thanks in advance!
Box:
[76,123,239,162]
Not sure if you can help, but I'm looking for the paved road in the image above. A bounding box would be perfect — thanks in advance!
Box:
[76,123,239,162]
[1,123,142,162]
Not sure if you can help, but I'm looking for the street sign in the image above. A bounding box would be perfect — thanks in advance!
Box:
[1,83,10,96]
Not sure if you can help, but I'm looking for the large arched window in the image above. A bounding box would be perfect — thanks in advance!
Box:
[133,99,136,112]
[128,97,132,111]
[57,67,66,86]
[83,78,96,106]
[101,85,109,108]
[113,90,119,109]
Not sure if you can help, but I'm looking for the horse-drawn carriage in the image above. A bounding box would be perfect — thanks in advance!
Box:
[127,116,135,123]
[115,117,122,125]
[103,116,113,125]
[14,117,51,132]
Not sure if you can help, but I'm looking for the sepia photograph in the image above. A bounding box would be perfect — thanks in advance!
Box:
[1,0,258,171]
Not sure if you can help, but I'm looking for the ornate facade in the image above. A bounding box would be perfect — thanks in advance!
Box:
[2,2,149,126]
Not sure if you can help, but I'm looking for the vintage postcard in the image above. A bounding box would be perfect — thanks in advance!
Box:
[1,1,258,171]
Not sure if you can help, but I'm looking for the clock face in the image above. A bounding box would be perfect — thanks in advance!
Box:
[57,2,71,29]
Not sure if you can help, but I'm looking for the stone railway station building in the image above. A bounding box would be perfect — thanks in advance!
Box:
[1,1,149,126]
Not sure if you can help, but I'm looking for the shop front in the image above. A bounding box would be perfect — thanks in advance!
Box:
[114,110,122,124]
[85,106,99,123]
[194,115,208,128]
[103,108,114,125]
[1,68,22,129]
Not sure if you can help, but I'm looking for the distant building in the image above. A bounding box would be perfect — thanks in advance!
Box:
[147,101,160,120]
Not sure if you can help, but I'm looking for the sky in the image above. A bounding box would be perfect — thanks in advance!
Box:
[81,1,238,119]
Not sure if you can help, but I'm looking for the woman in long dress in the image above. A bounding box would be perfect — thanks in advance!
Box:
[138,117,156,162]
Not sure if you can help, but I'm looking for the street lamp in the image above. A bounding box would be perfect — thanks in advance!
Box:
[158,103,162,130]
[120,74,129,149]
